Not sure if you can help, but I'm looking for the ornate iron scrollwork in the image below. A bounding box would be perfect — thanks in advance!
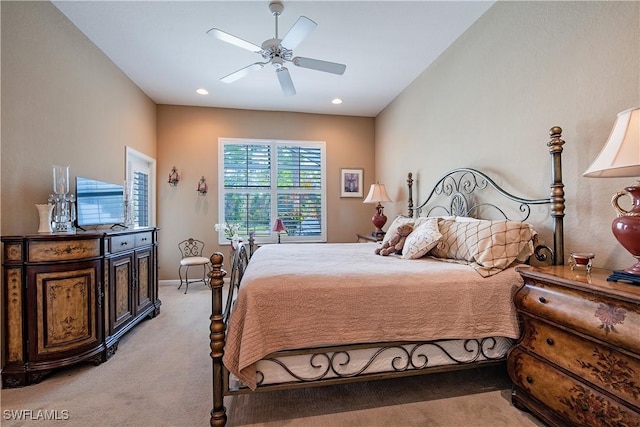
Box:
[416,168,545,222]
[253,337,511,386]
[224,241,250,322]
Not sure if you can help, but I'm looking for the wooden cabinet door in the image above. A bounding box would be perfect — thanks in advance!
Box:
[135,248,153,314]
[27,260,102,362]
[109,252,134,334]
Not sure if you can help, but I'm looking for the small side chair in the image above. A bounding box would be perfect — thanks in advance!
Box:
[177,238,211,294]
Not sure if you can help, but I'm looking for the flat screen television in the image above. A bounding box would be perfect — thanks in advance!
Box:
[76,177,125,227]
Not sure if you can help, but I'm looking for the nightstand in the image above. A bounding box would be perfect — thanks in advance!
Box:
[356,233,382,243]
[508,265,640,427]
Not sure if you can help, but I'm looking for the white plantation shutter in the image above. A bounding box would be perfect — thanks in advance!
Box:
[133,170,149,227]
[219,139,326,243]
[126,147,156,228]
[276,145,323,236]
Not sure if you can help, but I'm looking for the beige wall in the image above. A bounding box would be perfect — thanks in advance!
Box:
[4,1,638,279]
[376,1,640,271]
[1,1,157,235]
[156,105,375,280]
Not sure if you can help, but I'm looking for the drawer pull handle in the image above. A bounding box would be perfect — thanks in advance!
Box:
[539,296,547,304]
[526,376,533,384]
[546,338,554,346]
[121,242,128,246]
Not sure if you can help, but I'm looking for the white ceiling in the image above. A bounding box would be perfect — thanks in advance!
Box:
[52,1,494,117]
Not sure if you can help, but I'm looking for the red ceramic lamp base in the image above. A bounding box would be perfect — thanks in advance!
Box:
[612,216,640,275]
[609,183,640,284]
[371,203,387,234]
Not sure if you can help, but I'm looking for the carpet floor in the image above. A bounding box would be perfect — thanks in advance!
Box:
[1,282,545,427]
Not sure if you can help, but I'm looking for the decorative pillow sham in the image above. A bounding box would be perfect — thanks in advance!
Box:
[430,218,536,277]
[402,218,442,259]
[383,216,421,244]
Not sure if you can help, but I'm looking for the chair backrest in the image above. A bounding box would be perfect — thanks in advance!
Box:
[178,238,205,258]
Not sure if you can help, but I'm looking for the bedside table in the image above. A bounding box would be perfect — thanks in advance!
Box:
[356,233,382,243]
[508,265,640,427]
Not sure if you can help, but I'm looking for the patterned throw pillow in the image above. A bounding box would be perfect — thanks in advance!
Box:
[402,218,442,259]
[430,218,536,277]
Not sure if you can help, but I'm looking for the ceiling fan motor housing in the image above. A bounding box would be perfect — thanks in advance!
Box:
[261,38,293,63]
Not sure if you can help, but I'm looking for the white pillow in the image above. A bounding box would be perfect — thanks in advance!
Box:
[454,216,480,222]
[402,218,442,259]
[383,216,417,244]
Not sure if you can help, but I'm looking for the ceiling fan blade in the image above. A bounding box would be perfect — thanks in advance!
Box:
[220,63,265,84]
[280,16,317,50]
[207,28,262,53]
[276,67,296,96]
[292,57,346,75]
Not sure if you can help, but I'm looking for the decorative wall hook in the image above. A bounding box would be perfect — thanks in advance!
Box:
[197,176,208,196]
[168,166,180,187]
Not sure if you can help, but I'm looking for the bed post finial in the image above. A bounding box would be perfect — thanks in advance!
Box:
[209,252,228,427]
[548,126,565,265]
[407,172,414,218]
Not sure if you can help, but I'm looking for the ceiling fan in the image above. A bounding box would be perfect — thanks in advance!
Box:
[207,1,346,96]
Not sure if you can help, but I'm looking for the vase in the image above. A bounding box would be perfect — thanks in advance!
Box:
[36,204,54,233]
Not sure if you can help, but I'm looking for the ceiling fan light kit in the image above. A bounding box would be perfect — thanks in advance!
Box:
[207,1,346,96]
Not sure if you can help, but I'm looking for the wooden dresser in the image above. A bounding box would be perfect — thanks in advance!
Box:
[1,228,160,388]
[508,265,640,427]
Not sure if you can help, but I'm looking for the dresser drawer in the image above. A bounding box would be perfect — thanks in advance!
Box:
[134,232,153,247]
[108,235,135,253]
[520,316,640,408]
[508,347,640,427]
[515,281,640,355]
[27,238,101,262]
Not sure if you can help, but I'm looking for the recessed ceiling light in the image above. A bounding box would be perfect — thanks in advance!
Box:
[196,88,209,95]
[331,98,343,105]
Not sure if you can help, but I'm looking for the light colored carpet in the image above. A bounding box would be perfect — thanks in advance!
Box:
[1,282,544,427]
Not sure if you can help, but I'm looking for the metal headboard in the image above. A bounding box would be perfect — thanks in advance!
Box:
[406,127,565,266]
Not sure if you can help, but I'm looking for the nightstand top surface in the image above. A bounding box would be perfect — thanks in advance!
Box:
[516,265,640,302]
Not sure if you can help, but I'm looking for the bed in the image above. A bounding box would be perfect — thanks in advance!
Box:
[208,126,567,427]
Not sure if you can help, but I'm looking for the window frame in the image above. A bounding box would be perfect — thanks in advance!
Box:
[218,137,327,245]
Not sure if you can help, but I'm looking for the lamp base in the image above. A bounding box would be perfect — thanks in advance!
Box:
[371,203,387,234]
[610,183,640,281]
[607,270,640,286]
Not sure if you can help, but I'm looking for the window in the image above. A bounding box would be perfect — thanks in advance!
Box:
[218,138,326,244]
[126,147,156,227]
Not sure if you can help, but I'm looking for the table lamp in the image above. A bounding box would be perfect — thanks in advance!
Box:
[583,106,640,283]
[363,183,392,239]
[272,218,287,243]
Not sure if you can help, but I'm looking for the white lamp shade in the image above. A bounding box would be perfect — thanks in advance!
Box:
[363,184,392,204]
[583,107,640,178]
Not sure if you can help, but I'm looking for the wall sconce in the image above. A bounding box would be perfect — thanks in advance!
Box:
[168,166,180,187]
[197,176,208,196]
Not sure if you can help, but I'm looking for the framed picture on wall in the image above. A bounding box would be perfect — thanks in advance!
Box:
[340,168,363,198]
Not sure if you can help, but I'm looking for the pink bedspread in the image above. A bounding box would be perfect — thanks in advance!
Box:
[223,243,522,389]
